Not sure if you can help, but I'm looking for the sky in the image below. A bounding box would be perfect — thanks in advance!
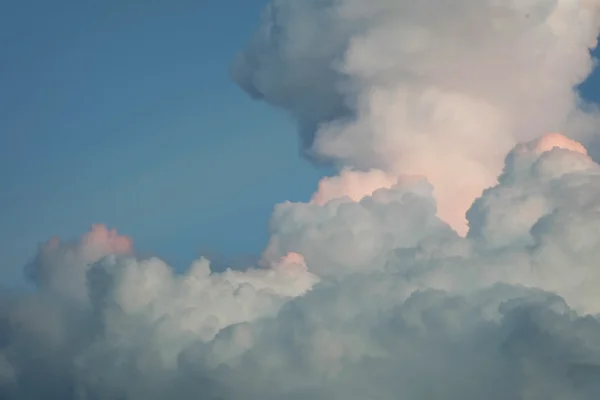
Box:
[0,0,328,283]
[5,1,600,399]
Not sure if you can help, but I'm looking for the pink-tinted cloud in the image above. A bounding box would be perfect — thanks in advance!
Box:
[80,224,133,255]
[26,224,133,301]
[514,132,588,157]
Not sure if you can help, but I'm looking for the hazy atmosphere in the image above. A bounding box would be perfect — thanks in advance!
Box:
[3,1,600,399]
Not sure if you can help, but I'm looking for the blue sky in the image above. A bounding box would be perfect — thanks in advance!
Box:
[1,1,599,284]
[0,0,327,282]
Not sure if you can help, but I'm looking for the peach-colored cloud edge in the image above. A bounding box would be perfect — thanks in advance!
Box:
[40,133,589,272]
[310,133,589,235]
[44,224,133,255]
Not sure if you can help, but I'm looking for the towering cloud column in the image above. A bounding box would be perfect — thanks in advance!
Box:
[233,0,600,233]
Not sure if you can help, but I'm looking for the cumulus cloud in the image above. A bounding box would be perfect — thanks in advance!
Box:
[24,224,133,302]
[233,0,600,233]
[3,1,600,399]
[3,134,600,399]
[0,225,318,399]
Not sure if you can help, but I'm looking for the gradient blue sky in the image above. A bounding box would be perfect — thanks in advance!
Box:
[0,0,328,282]
[1,1,599,284]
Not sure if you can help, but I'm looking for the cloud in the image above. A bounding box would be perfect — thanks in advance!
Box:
[24,224,133,302]
[233,0,600,233]
[2,134,600,399]
[262,176,451,277]
[0,225,318,399]
[3,0,600,399]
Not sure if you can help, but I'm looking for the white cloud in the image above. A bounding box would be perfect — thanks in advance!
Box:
[3,1,600,399]
[234,0,600,233]
[3,134,600,399]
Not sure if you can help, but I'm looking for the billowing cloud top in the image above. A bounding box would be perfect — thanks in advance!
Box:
[233,0,600,233]
[4,0,600,399]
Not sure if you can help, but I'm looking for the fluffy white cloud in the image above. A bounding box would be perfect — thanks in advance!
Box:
[261,177,451,277]
[0,226,318,399]
[234,0,600,233]
[2,134,600,399]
